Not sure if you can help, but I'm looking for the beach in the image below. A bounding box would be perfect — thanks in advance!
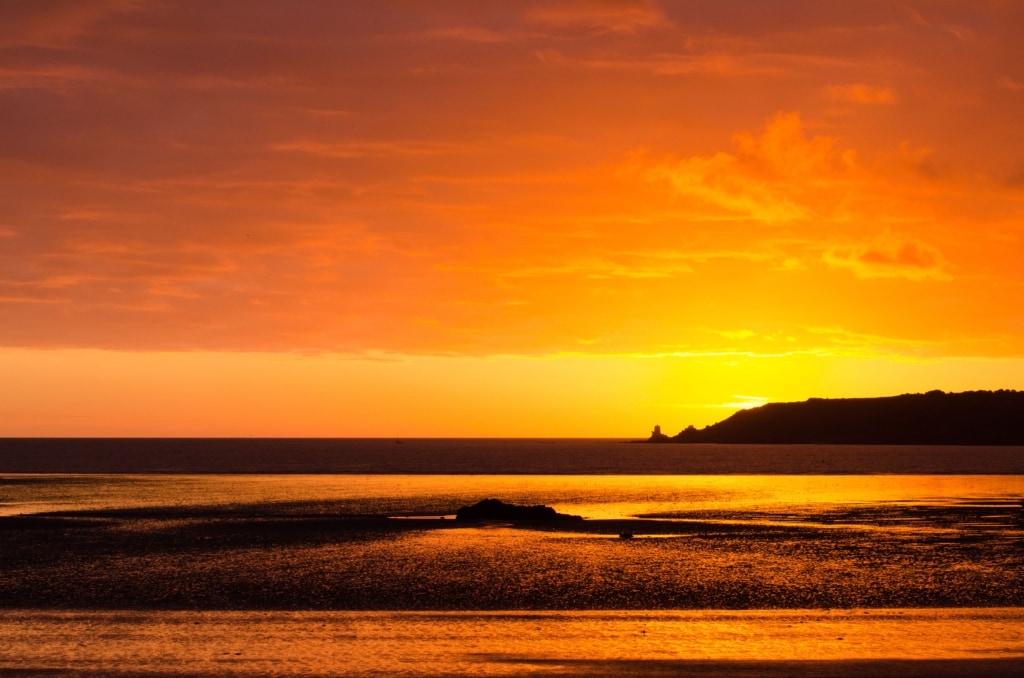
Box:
[2,503,1023,610]
[2,443,1024,675]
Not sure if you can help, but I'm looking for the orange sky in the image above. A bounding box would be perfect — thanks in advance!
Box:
[2,1,1023,436]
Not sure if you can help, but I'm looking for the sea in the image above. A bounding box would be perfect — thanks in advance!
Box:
[1,439,1024,677]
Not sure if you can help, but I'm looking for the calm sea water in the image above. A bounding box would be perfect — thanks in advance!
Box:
[3,438,1024,474]
[2,439,1023,675]
[3,471,1024,520]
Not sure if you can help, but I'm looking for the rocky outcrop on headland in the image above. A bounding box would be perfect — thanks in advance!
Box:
[455,498,582,521]
[650,390,1024,445]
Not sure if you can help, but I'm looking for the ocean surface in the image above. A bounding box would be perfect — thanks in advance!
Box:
[4,438,1024,474]
[2,439,1024,676]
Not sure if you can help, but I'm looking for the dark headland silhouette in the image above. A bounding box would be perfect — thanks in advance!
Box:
[648,390,1024,445]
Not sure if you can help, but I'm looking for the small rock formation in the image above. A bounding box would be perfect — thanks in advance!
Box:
[455,498,581,522]
[648,424,670,442]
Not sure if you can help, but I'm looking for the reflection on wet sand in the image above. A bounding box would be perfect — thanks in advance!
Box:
[2,609,1023,677]
[1,493,1022,610]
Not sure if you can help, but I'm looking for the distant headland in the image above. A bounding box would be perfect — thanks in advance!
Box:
[647,390,1024,445]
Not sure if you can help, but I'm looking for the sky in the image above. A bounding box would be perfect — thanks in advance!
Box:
[2,0,1024,437]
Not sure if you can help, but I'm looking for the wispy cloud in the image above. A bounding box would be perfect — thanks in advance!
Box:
[0,0,139,49]
[271,140,481,158]
[825,83,895,104]
[534,48,866,78]
[0,65,114,91]
[824,232,952,281]
[997,77,1024,92]
[535,50,761,76]
[716,395,769,409]
[420,26,513,43]
[527,0,666,33]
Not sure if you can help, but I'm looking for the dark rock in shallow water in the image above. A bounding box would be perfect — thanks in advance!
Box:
[456,498,581,522]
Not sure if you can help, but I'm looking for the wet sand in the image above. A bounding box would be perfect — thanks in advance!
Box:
[3,499,1024,676]
[0,659,1022,677]
[2,501,1022,610]
[2,608,1023,677]
[492,659,1024,677]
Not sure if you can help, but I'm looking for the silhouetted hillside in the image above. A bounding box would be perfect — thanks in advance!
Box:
[657,390,1024,445]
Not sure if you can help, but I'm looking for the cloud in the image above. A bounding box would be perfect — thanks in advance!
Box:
[532,43,870,79]
[732,111,849,178]
[271,140,479,158]
[648,152,809,222]
[824,232,951,281]
[806,326,937,352]
[533,50,786,77]
[825,83,895,104]
[442,249,698,282]
[717,395,769,410]
[997,77,1024,92]
[0,65,113,91]
[0,0,139,49]
[527,0,665,33]
[715,329,756,340]
[642,112,854,223]
[58,210,115,221]
[420,26,512,43]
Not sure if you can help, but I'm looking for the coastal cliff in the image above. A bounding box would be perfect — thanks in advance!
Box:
[652,390,1024,445]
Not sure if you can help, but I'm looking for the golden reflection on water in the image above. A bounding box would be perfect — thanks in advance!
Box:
[4,473,1023,519]
[562,474,1024,520]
